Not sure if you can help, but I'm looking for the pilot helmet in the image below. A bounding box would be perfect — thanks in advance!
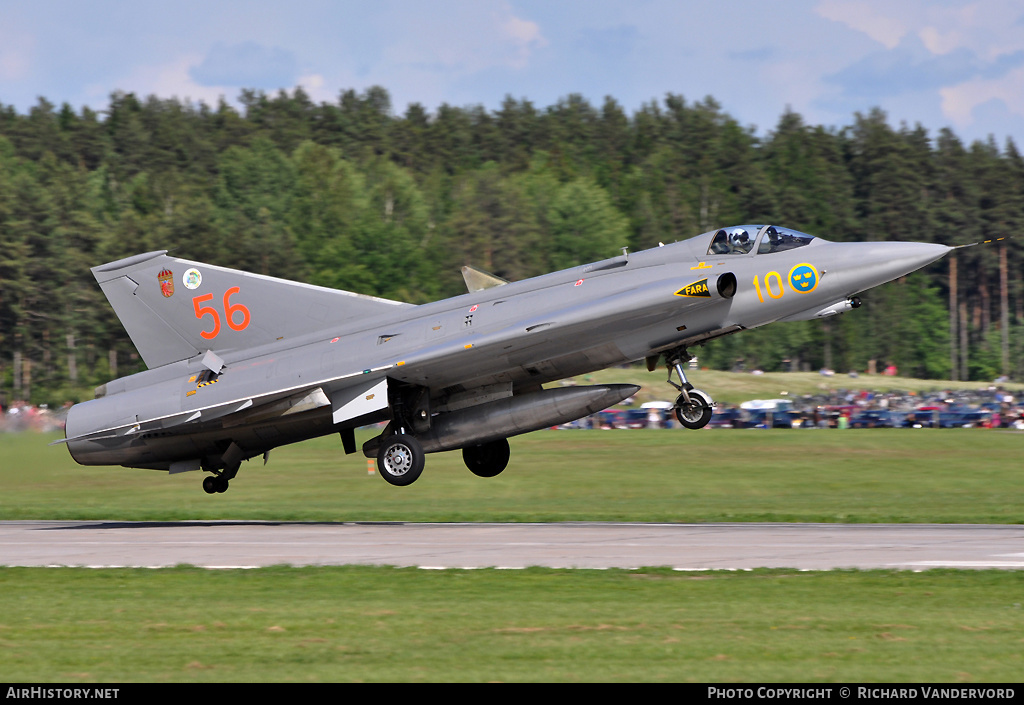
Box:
[729,229,750,248]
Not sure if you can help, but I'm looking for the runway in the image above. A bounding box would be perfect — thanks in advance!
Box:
[2,521,1024,570]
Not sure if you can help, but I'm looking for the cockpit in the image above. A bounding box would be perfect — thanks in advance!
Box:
[707,225,816,256]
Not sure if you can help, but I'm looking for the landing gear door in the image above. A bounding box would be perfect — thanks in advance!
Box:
[329,377,389,425]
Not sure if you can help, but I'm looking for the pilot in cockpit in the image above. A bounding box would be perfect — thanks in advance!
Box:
[729,228,751,253]
[709,224,816,257]
[709,227,754,255]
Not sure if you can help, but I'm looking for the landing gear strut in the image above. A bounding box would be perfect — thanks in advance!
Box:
[376,386,427,487]
[666,351,714,430]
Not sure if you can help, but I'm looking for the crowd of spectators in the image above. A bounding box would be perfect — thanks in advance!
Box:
[581,379,1024,430]
[690,385,1023,430]
[4,383,1023,433]
[0,400,69,433]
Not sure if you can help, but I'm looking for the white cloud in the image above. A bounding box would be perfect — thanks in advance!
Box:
[0,28,33,80]
[815,0,907,49]
[97,56,342,112]
[380,2,546,74]
[815,0,1024,137]
[940,66,1024,128]
[98,55,231,106]
[815,0,1024,59]
[503,13,547,69]
[918,25,962,57]
[917,1,1024,61]
[296,73,332,103]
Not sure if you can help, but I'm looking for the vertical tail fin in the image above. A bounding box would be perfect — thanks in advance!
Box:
[92,251,412,369]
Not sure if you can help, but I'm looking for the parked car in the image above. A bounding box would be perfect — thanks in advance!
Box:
[937,409,990,428]
[594,409,627,429]
[709,407,747,428]
[905,407,942,428]
[622,408,651,428]
[742,408,805,428]
[849,410,908,428]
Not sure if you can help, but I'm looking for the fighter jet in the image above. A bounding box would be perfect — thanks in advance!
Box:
[58,225,950,492]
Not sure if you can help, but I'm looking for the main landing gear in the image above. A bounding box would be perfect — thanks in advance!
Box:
[201,442,243,494]
[374,386,429,487]
[202,474,230,494]
[374,434,511,486]
[374,383,511,487]
[666,351,714,430]
[377,433,425,486]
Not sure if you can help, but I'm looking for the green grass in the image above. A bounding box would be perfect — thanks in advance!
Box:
[1,566,1022,682]
[4,392,1024,683]
[4,427,1022,523]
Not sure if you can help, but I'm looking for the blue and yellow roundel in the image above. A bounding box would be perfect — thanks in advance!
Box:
[788,263,819,294]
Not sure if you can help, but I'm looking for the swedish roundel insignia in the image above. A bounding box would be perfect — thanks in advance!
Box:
[675,278,711,298]
[158,269,174,298]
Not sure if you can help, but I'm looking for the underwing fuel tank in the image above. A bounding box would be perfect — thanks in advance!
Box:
[363,383,640,457]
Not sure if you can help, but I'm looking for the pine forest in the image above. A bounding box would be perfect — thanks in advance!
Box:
[1,86,1023,407]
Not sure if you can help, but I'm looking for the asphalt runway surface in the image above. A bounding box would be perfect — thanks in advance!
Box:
[2,521,1024,570]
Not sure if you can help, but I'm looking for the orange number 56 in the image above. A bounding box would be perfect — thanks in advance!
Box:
[192,287,251,340]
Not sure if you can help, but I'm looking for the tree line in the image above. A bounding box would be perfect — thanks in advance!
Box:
[1,86,1022,406]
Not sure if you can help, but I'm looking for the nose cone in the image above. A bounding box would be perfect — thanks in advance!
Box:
[831,241,951,295]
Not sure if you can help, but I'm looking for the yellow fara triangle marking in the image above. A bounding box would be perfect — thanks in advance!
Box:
[675,279,711,297]
[690,262,713,270]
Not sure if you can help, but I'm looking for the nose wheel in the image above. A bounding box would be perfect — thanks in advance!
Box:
[674,387,713,429]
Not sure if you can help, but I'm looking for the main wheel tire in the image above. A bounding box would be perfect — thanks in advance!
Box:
[674,389,714,429]
[202,476,218,494]
[202,475,229,494]
[463,438,511,478]
[377,434,425,486]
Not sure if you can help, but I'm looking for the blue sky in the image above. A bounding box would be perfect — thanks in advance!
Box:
[2,0,1024,147]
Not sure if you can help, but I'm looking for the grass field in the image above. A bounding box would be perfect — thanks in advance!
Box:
[2,413,1023,682]
[3,427,1022,523]
[1,566,1022,682]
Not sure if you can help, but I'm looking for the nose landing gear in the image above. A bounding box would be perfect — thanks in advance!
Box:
[666,352,714,430]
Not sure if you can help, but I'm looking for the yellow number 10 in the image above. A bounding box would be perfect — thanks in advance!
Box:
[753,272,785,303]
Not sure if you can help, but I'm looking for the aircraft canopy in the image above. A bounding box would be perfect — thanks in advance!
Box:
[707,225,816,256]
